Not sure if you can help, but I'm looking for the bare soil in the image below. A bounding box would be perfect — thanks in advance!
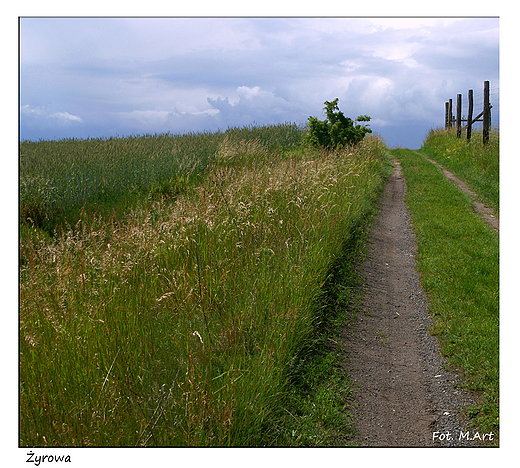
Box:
[341,160,479,447]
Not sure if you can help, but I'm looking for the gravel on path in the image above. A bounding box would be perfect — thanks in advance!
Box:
[341,160,483,447]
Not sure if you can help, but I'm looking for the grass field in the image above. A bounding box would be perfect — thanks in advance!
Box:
[393,130,499,433]
[19,126,388,446]
[19,124,304,235]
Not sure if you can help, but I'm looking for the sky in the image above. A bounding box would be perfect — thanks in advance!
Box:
[19,17,499,148]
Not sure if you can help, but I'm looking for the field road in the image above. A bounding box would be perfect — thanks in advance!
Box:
[341,158,478,447]
[423,156,499,232]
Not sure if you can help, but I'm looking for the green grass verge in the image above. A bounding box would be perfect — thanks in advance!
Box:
[278,192,388,446]
[420,128,499,211]
[393,148,499,434]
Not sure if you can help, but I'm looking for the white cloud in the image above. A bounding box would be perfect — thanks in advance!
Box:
[207,86,307,128]
[20,104,45,117]
[21,104,83,127]
[236,86,263,101]
[49,111,83,123]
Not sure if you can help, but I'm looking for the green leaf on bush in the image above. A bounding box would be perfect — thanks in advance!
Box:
[304,98,372,149]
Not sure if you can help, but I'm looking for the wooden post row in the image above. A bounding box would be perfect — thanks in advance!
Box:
[445,81,491,144]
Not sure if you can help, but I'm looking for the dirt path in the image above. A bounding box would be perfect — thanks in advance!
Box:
[425,156,499,232]
[342,159,476,447]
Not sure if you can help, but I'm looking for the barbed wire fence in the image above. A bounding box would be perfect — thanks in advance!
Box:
[470,80,500,129]
[444,80,499,145]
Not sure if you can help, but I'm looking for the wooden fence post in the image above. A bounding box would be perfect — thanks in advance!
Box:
[483,80,491,145]
[445,81,493,141]
[467,89,473,141]
[456,94,462,138]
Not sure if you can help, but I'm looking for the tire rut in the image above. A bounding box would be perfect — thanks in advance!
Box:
[424,156,499,232]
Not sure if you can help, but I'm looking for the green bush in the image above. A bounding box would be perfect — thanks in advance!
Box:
[305,98,372,149]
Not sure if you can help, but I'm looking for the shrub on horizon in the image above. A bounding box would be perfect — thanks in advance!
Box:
[305,98,372,149]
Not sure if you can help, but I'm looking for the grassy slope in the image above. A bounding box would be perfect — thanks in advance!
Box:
[420,128,499,211]
[394,148,499,434]
[19,130,389,447]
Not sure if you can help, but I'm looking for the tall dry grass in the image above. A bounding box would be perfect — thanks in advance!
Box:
[20,133,387,446]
